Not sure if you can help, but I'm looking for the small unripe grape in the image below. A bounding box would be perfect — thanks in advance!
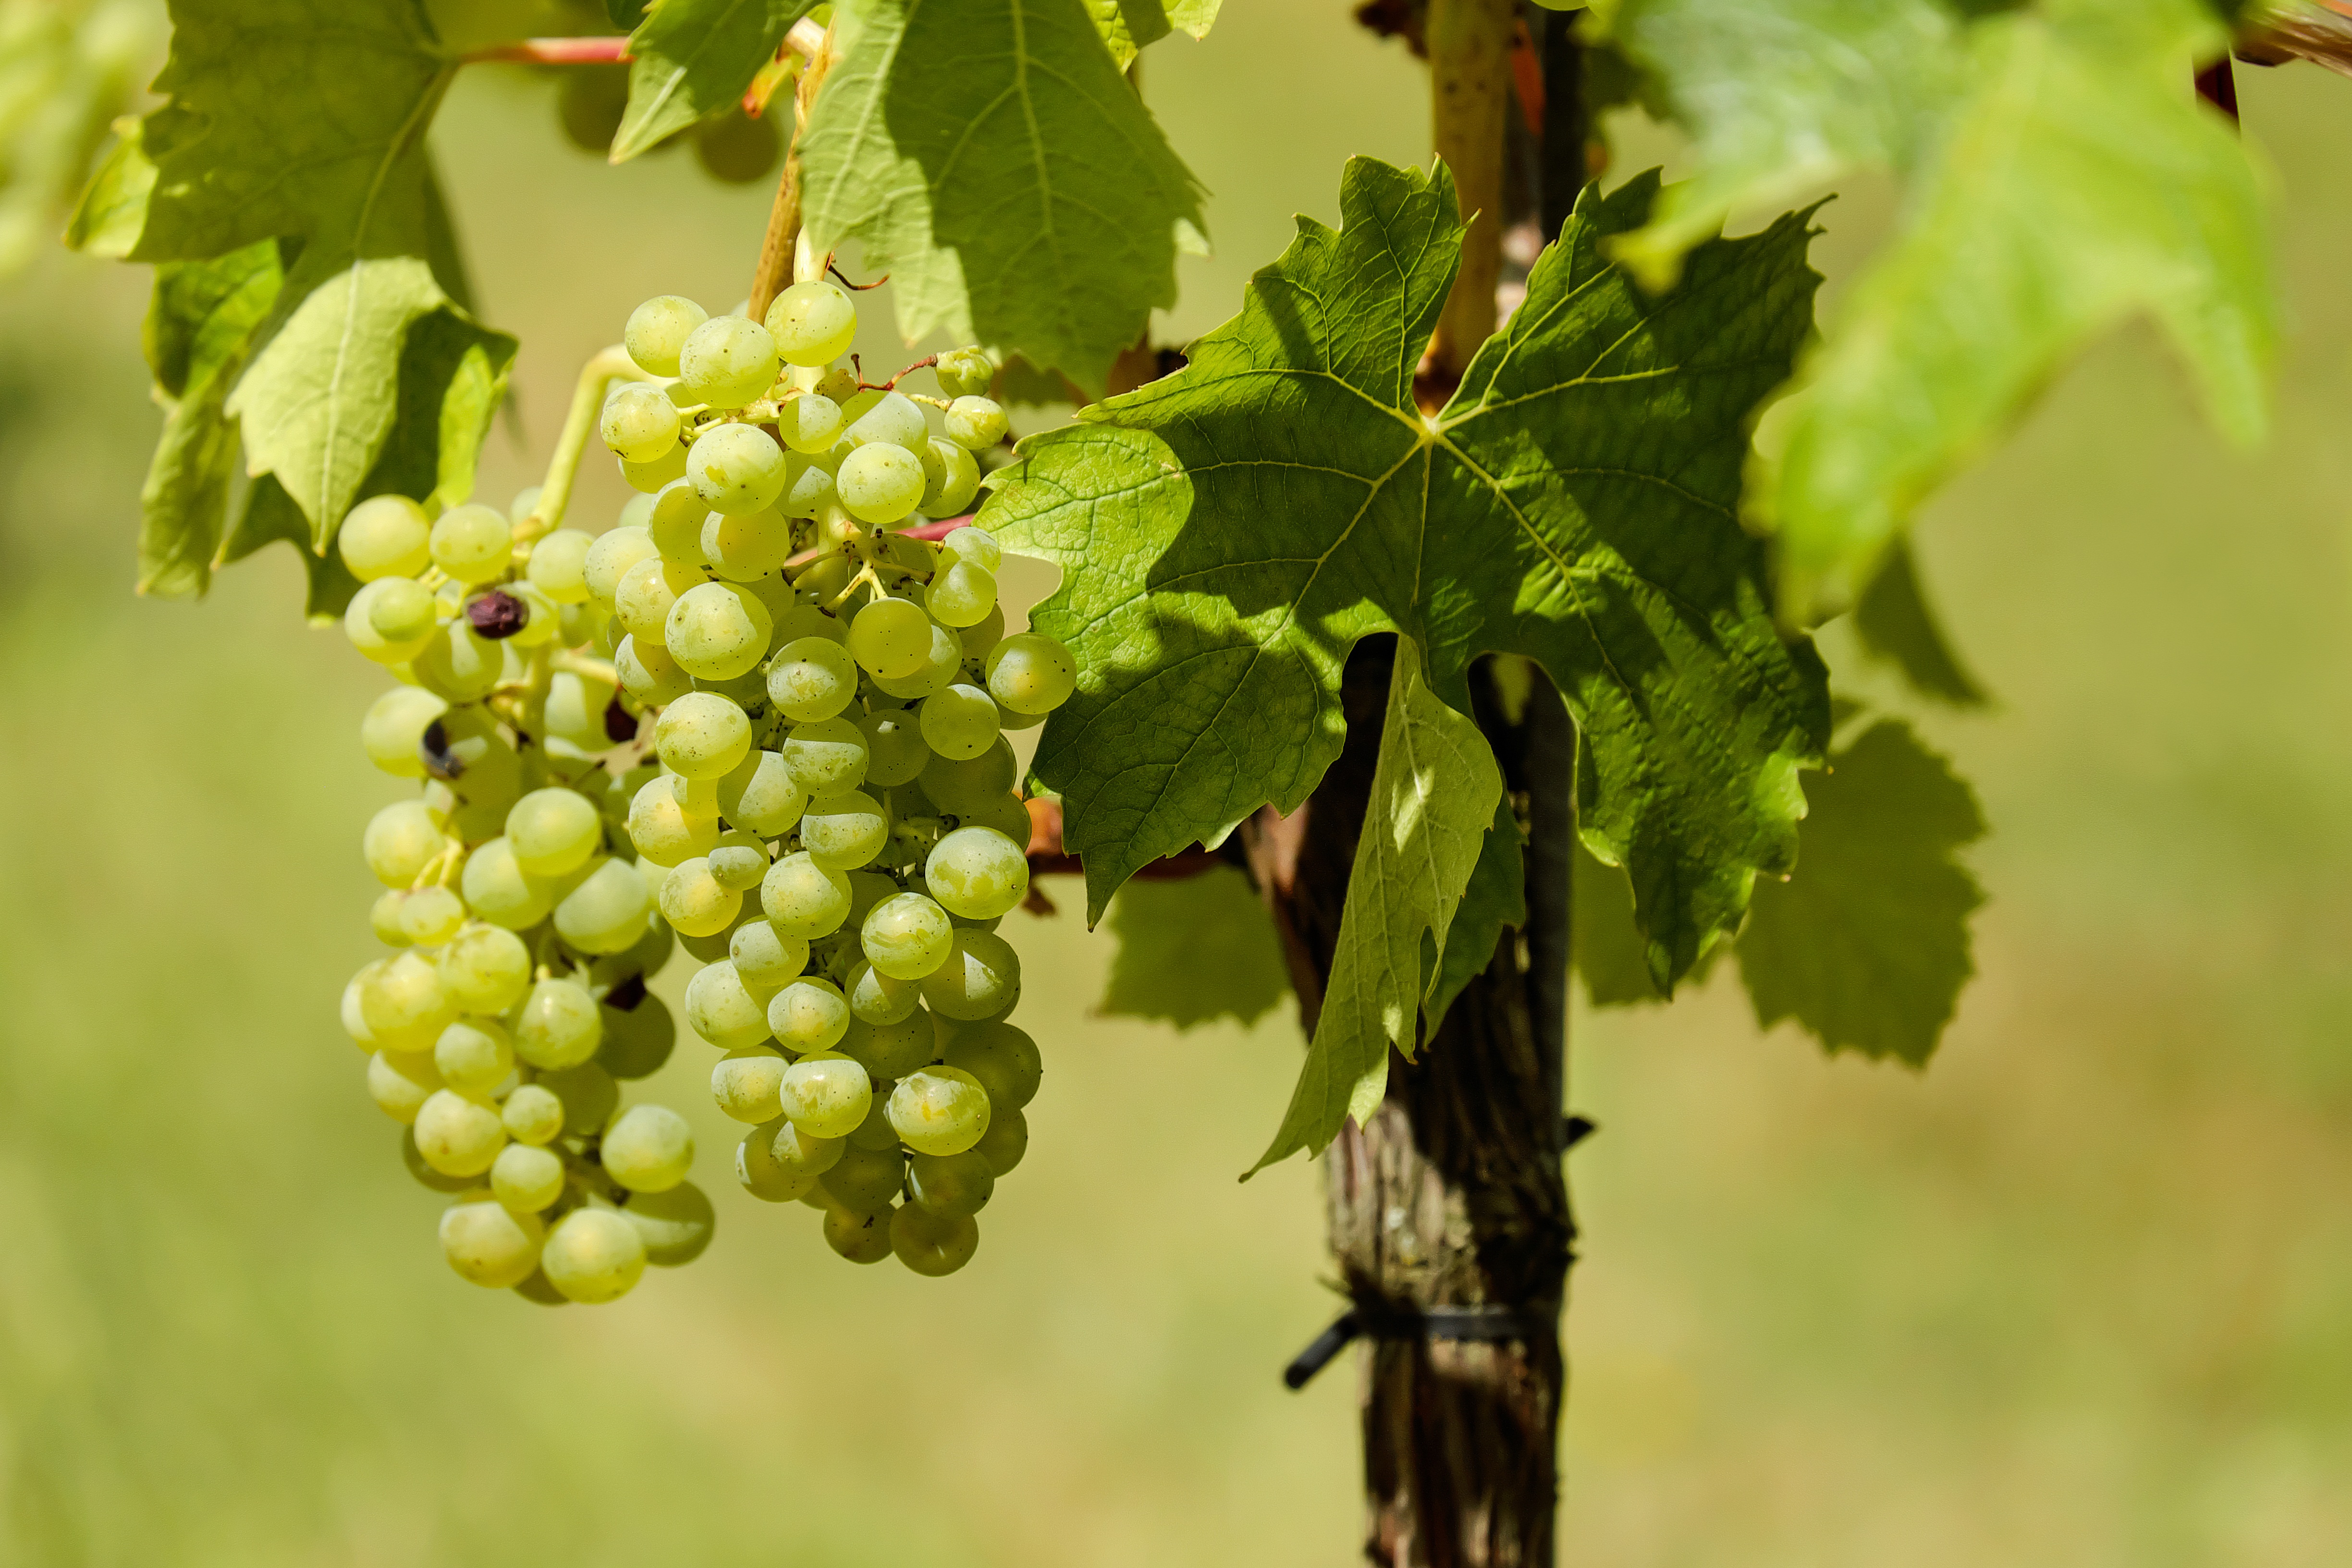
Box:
[908,1148,995,1216]
[765,280,859,367]
[624,1181,716,1265]
[924,825,1029,919]
[626,774,719,866]
[730,918,810,994]
[440,923,532,1014]
[918,684,1001,762]
[615,632,695,706]
[688,422,790,514]
[659,856,742,938]
[891,1199,980,1275]
[343,578,434,664]
[366,575,438,644]
[602,1104,694,1193]
[414,619,508,702]
[506,786,602,877]
[780,453,838,518]
[924,560,997,628]
[836,442,925,525]
[584,526,658,611]
[933,346,994,399]
[514,977,603,1069]
[870,621,962,701]
[502,1083,566,1146]
[527,528,596,603]
[360,686,447,778]
[429,502,514,584]
[362,800,444,888]
[664,580,772,681]
[824,1201,897,1260]
[769,976,852,1054]
[846,960,922,1025]
[761,852,852,938]
[340,493,433,581]
[846,596,934,679]
[440,1199,545,1287]
[397,883,467,945]
[459,837,555,929]
[541,1207,646,1302]
[799,790,890,871]
[367,1050,439,1123]
[767,636,860,723]
[921,438,981,517]
[986,632,1078,715]
[600,382,683,463]
[716,749,806,837]
[434,1018,514,1098]
[699,507,794,582]
[941,525,1003,573]
[842,390,926,450]
[620,444,691,493]
[777,392,842,453]
[712,1048,789,1123]
[625,294,708,377]
[919,928,1022,1021]
[708,830,769,891]
[678,315,781,409]
[887,1066,991,1157]
[415,1089,507,1176]
[555,857,655,955]
[858,706,932,787]
[943,395,1007,450]
[645,478,708,563]
[542,668,620,756]
[490,1142,566,1213]
[778,1051,873,1139]
[653,690,753,780]
[781,717,870,796]
[918,737,1018,817]
[861,892,954,980]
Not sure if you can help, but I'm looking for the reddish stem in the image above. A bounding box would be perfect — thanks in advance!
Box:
[465,36,631,64]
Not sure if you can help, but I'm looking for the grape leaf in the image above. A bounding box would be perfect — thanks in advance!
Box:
[1423,794,1526,1033]
[800,0,1204,396]
[1602,0,1961,287]
[612,0,815,162]
[1086,0,1222,68]
[1850,539,1987,708]
[1098,864,1291,1030]
[985,158,1830,987]
[1764,0,2271,614]
[1736,719,1985,1064]
[1246,640,1503,1176]
[62,118,154,257]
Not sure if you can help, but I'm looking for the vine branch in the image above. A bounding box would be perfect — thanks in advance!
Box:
[749,20,838,322]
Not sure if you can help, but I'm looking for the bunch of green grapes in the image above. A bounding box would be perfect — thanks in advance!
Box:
[592,282,1057,1276]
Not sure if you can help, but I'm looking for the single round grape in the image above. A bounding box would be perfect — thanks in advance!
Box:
[680,960,772,1054]
[626,774,719,866]
[778,1051,873,1139]
[924,825,1028,919]
[429,502,513,584]
[602,1104,694,1192]
[460,838,555,929]
[919,929,1022,1022]
[777,391,842,453]
[870,621,962,700]
[499,1083,564,1146]
[944,395,1007,450]
[737,1119,817,1202]
[623,1181,716,1266]
[761,852,852,938]
[653,690,753,780]
[599,992,676,1080]
[708,830,769,891]
[960,790,1035,851]
[344,962,388,1046]
[934,347,993,399]
[715,749,806,838]
[857,707,932,788]
[847,960,921,1025]
[891,1202,979,1275]
[638,477,702,560]
[887,1066,991,1156]
[339,494,433,581]
[401,1125,475,1193]
[615,632,695,707]
[772,1118,845,1179]
[938,525,1001,573]
[491,1142,566,1214]
[921,438,981,517]
[918,684,1002,763]
[973,1104,1027,1174]
[679,315,781,409]
[664,581,772,681]
[766,636,860,723]
[526,527,597,604]
[584,526,658,611]
[712,1048,788,1123]
[367,1050,440,1123]
[343,578,434,664]
[820,1143,906,1214]
[729,919,810,995]
[434,1018,514,1097]
[365,575,437,646]
[768,975,851,1054]
[600,382,683,463]
[919,737,1018,816]
[924,560,997,629]
[943,1021,1041,1112]
[840,1007,936,1080]
[414,619,508,702]
[555,858,654,955]
[957,602,1006,662]
[698,505,791,582]
[781,717,870,795]
[907,1148,994,1217]
[838,390,923,450]
[836,442,926,525]
[363,800,444,888]
[441,1199,545,1287]
[860,892,955,980]
[541,1207,647,1303]
[824,1203,896,1262]
[415,1089,507,1176]
[659,856,742,938]
[765,280,858,367]
[845,591,936,676]
[506,787,601,877]
[625,294,709,376]
[360,686,446,778]
[370,890,414,948]
[514,976,603,1069]
[619,443,689,494]
[440,923,531,1013]
[985,632,1078,715]
[688,422,790,514]
[799,790,890,871]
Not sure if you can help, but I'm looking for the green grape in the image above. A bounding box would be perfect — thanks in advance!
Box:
[820,1143,906,1214]
[640,479,704,564]
[890,1202,979,1275]
[768,975,851,1054]
[761,851,852,938]
[343,578,435,665]
[823,1203,896,1262]
[773,600,849,649]
[513,977,603,1070]
[924,560,996,629]
[781,717,870,795]
[856,706,932,788]
[842,1090,902,1151]
[716,749,806,837]
[429,502,513,585]
[366,575,438,645]
[764,280,858,367]
[686,958,775,1051]
[369,890,413,948]
[584,526,658,612]
[777,391,842,453]
[400,1124,476,1192]
[363,800,445,887]
[919,929,1021,1022]
[541,1207,647,1303]
[598,992,676,1079]
[766,636,859,723]
[434,709,526,842]
[843,390,928,451]
[441,1199,546,1288]
[772,1118,845,1178]
[491,1142,566,1214]
[907,1148,994,1217]
[679,315,781,409]
[439,924,531,1014]
[941,526,1003,573]
[501,1083,566,1146]
[555,858,654,955]
[526,527,597,604]
[360,686,447,778]
[887,1066,991,1156]
[923,826,1029,920]
[933,348,993,399]
[708,830,769,891]
[367,1049,440,1123]
[972,1105,1027,1174]
[653,690,753,780]
[729,919,810,994]
[542,669,620,758]
[779,452,839,518]
[540,1062,621,1137]
[944,395,1007,450]
[919,737,1017,816]
[841,1007,936,1080]
[986,633,1078,715]
[943,1021,1041,1112]
[870,621,962,701]
[847,960,921,1025]
[430,1019,512,1099]
[699,506,793,581]
[339,494,433,581]
[600,382,683,463]
[957,606,1006,665]
[712,1047,788,1122]
[836,442,925,525]
[799,790,890,871]
[506,787,601,877]
[626,294,708,376]
[620,444,691,493]
[503,581,562,650]
[778,1051,872,1139]
[415,1089,507,1176]
[920,439,981,517]
[738,1118,818,1202]
[615,633,695,708]
[459,838,555,929]
[615,555,688,642]
[860,892,954,980]
[960,790,1035,851]
[659,856,742,938]
[689,423,791,514]
[602,1104,693,1193]
[626,774,720,866]
[417,619,512,703]
[917,684,1001,763]
[624,1181,716,1266]
[664,581,773,681]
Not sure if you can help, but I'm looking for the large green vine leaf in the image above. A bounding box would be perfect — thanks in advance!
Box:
[1098,864,1292,1031]
[800,0,1203,396]
[612,0,816,162]
[987,158,1830,986]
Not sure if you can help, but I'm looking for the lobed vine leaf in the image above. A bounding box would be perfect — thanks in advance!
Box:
[1246,641,1503,1176]
[1423,795,1526,1034]
[1098,864,1292,1030]
[612,0,815,162]
[1085,0,1222,68]
[987,158,1830,987]
[1849,539,1988,707]
[800,0,1204,396]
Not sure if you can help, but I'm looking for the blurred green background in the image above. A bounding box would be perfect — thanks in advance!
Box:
[4,3,2351,1563]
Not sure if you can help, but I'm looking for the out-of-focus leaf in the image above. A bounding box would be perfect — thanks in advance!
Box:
[1099,865,1291,1030]
[1572,841,1663,1006]
[219,474,363,624]
[1850,538,1988,707]
[1086,0,1222,68]
[612,0,814,162]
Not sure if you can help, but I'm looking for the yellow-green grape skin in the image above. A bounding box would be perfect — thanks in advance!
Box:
[679,315,781,409]
[818,1141,905,1214]
[760,852,852,938]
[840,1009,934,1080]
[918,684,1001,762]
[360,686,447,777]
[716,750,806,837]
[526,528,597,604]
[974,1105,1027,1174]
[624,1182,716,1266]
[397,885,466,945]
[708,831,768,892]
[339,494,433,581]
[502,1083,567,1146]
[799,790,890,871]
[919,929,1022,1022]
[738,1117,816,1201]
[653,691,753,780]
[779,452,839,519]
[933,346,994,399]
[712,1048,788,1123]
[503,581,562,649]
[625,294,708,376]
[778,1051,873,1139]
[429,503,513,585]
[843,390,928,451]
[887,1066,991,1156]
[555,858,655,955]
[440,924,533,1014]
[924,560,996,628]
[846,960,921,1026]
[490,1143,566,1214]
[781,717,870,795]
[626,774,720,867]
[514,977,604,1070]
[615,633,695,708]
[870,622,962,701]
[416,620,510,703]
[921,438,981,517]
[541,1207,647,1303]
[961,790,1035,851]
[684,957,773,1051]
[367,1050,441,1123]
[688,423,790,514]
[659,856,742,938]
[943,396,1007,451]
[615,555,692,643]
[860,892,955,980]
[956,604,1005,664]
[766,636,860,723]
[343,579,435,664]
[772,600,850,648]
[891,1200,980,1275]
[602,1104,694,1193]
[772,1119,845,1182]
[415,1089,507,1176]
[941,525,1003,573]
[729,919,810,994]
[908,1149,995,1217]
[440,1200,546,1288]
[824,1203,896,1262]
[365,576,437,646]
[841,1090,902,1152]
[584,526,658,612]
[643,478,705,564]
[765,280,858,367]
[985,633,1078,715]
[943,1022,1042,1111]
[363,800,444,888]
[433,1018,514,1098]
[855,708,930,789]
[621,445,690,493]
[918,736,1017,818]
[599,382,682,463]
[543,669,619,757]
[506,787,602,877]
[370,891,414,948]
[835,442,926,525]
[460,838,556,930]
[699,506,793,582]
[768,975,851,1054]
[924,826,1029,920]
[664,581,773,681]
[778,392,843,455]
